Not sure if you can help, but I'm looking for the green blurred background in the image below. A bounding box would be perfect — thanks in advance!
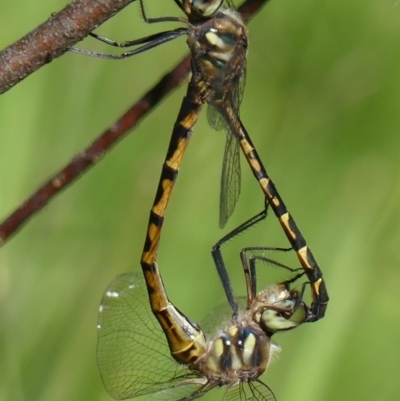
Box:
[1,0,400,400]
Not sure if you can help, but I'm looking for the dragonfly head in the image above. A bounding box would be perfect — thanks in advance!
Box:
[254,283,308,335]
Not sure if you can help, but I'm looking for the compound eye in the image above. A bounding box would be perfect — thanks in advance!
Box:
[261,309,298,332]
[260,298,307,333]
[287,303,307,325]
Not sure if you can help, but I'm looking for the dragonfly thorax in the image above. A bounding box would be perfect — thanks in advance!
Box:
[188,10,247,84]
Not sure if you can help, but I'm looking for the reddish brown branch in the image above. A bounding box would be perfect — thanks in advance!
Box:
[0,56,191,246]
[0,0,270,246]
[0,0,135,94]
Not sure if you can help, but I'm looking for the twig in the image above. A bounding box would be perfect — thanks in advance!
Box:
[0,0,135,94]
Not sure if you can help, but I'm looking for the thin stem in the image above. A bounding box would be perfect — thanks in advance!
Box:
[0,0,136,94]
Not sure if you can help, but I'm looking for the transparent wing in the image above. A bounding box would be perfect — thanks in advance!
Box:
[207,104,225,131]
[199,297,247,338]
[151,381,217,401]
[151,384,203,401]
[223,381,276,401]
[97,272,196,399]
[207,54,247,228]
[230,62,246,119]
[219,131,241,228]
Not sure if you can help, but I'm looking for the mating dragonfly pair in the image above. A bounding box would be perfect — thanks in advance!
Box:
[72,1,329,400]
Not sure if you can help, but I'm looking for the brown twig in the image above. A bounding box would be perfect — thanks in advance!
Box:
[0,0,270,246]
[0,0,135,94]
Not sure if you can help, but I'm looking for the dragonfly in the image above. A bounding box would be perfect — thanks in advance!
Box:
[71,0,328,319]
[98,202,311,401]
[131,1,328,321]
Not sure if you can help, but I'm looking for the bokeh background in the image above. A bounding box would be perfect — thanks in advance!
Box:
[1,0,400,400]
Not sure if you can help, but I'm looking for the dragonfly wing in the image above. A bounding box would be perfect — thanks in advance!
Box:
[97,272,193,399]
[219,129,241,228]
[206,45,246,227]
[247,380,277,401]
[200,296,247,338]
[223,381,276,401]
[208,103,226,131]
[235,62,246,117]
[151,381,217,401]
[218,60,246,228]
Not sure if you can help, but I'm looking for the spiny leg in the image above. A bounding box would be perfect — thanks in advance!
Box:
[69,0,187,59]
[69,28,187,59]
[211,200,269,315]
[240,246,295,306]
